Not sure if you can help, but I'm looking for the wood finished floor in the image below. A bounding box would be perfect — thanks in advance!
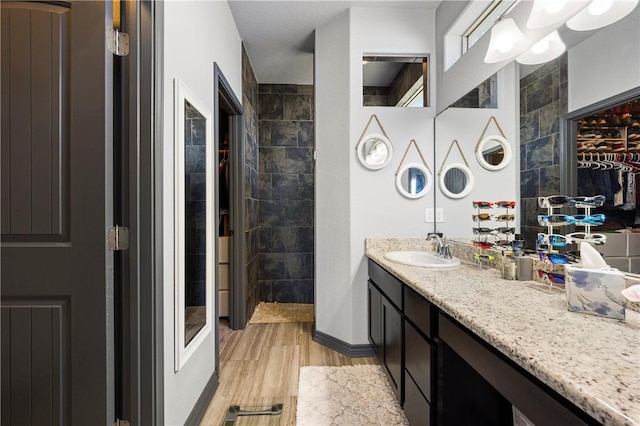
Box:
[200,321,376,425]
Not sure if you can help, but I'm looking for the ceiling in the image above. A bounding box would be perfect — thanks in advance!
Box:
[227,0,442,85]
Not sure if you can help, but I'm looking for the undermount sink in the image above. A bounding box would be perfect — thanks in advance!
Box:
[384,251,461,269]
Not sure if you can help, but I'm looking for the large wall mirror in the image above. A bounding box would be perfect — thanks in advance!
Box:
[434,66,519,239]
[363,55,428,107]
[174,79,213,370]
[433,3,639,271]
[561,90,640,274]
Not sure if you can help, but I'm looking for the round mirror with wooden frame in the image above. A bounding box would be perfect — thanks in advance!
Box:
[439,163,474,199]
[356,133,393,170]
[476,135,512,171]
[396,163,432,199]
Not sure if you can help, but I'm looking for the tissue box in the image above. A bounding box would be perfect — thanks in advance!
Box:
[564,265,626,320]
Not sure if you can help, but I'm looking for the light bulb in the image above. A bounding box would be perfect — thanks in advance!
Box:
[516,30,565,65]
[545,0,567,14]
[527,0,589,29]
[485,19,531,63]
[497,37,515,53]
[588,0,613,15]
[531,40,550,54]
[567,0,638,30]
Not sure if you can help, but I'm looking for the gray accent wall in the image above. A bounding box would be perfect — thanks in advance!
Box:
[519,54,568,247]
[258,84,315,303]
[242,46,261,317]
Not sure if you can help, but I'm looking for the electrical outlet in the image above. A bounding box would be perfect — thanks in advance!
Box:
[425,208,434,223]
[436,208,444,223]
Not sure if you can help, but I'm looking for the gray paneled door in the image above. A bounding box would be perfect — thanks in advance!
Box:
[1,2,116,425]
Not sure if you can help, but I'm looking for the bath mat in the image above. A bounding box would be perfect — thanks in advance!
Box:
[249,302,314,324]
[296,365,408,425]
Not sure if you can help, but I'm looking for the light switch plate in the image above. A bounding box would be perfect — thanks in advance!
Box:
[425,208,434,223]
[436,208,444,223]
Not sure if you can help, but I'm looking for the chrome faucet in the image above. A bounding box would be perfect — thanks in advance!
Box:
[427,233,452,259]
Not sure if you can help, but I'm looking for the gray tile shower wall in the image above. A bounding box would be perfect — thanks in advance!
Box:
[185,107,207,306]
[242,46,261,317]
[451,73,498,108]
[519,54,568,248]
[258,84,315,303]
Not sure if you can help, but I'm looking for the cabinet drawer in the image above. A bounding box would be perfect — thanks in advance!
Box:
[368,280,382,353]
[404,369,431,426]
[383,296,403,402]
[405,285,433,338]
[368,259,403,309]
[405,320,433,402]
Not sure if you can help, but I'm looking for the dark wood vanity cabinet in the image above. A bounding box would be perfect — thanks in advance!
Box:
[368,259,435,423]
[367,259,600,426]
[368,260,403,402]
[438,314,595,426]
[403,286,435,426]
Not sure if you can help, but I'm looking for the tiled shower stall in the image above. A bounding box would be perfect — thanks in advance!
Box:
[257,84,315,303]
[242,49,315,307]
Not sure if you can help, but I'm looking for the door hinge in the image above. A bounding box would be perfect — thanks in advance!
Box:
[106,27,129,56]
[113,420,130,426]
[107,226,130,251]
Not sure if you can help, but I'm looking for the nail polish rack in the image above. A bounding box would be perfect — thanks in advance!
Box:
[537,196,606,257]
[494,202,516,249]
[538,201,569,256]
[574,200,602,242]
[471,201,516,269]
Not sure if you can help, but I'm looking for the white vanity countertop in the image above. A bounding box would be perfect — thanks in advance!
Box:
[366,238,640,426]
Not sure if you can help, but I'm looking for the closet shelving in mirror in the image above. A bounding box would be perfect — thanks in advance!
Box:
[577,125,627,152]
[576,113,640,153]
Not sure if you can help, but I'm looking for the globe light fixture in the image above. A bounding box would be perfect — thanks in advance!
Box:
[516,30,566,64]
[567,0,638,31]
[484,18,532,63]
[526,0,590,28]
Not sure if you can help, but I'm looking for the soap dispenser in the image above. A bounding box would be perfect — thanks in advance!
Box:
[501,251,517,280]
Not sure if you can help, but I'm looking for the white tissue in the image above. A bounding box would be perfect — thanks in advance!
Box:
[579,241,608,269]
[621,285,640,302]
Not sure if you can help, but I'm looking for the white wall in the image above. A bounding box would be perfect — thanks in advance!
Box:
[315,10,354,344]
[434,63,520,238]
[316,8,436,345]
[568,10,640,112]
[162,2,242,424]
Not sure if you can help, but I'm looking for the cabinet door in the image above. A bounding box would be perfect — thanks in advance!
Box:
[405,320,433,402]
[368,280,382,355]
[382,296,402,402]
[404,370,431,426]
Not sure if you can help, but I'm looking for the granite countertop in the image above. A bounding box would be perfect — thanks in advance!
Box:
[366,238,640,426]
